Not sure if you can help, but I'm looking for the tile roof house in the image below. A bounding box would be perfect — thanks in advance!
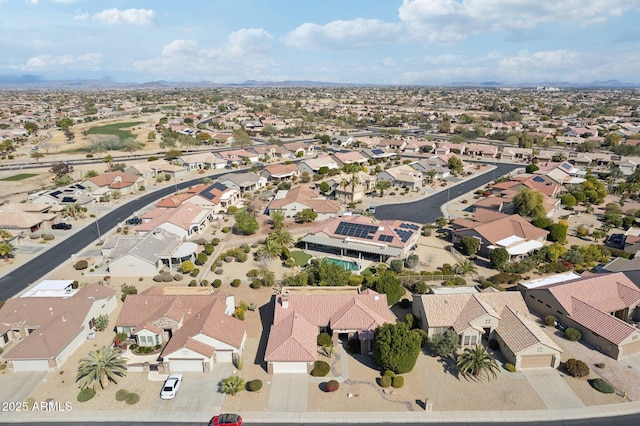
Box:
[284,141,315,158]
[297,155,339,175]
[330,171,377,203]
[136,201,212,240]
[115,287,246,373]
[377,164,423,190]
[249,144,289,159]
[301,215,420,261]
[216,149,259,166]
[261,163,301,181]
[452,213,549,258]
[26,183,95,206]
[523,272,640,359]
[185,182,241,211]
[218,172,267,193]
[413,292,562,369]
[333,150,368,167]
[264,288,392,373]
[0,202,60,233]
[267,185,342,221]
[0,284,117,371]
[178,152,227,171]
[83,171,147,197]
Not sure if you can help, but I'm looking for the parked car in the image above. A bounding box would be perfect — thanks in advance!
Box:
[366,205,377,214]
[209,414,243,426]
[160,374,183,400]
[126,217,143,225]
[52,223,72,230]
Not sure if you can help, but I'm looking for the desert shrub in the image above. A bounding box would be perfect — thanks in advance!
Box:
[565,358,589,378]
[215,269,223,275]
[248,379,263,392]
[413,281,429,294]
[221,227,230,233]
[125,393,140,405]
[212,279,222,288]
[188,280,197,287]
[392,375,404,388]
[74,260,89,270]
[251,279,262,289]
[115,389,129,401]
[389,259,404,273]
[544,315,558,327]
[348,275,364,286]
[235,252,248,263]
[211,238,221,246]
[200,280,209,287]
[247,269,259,278]
[224,256,233,263]
[284,258,296,268]
[241,244,251,253]
[190,268,200,277]
[153,275,163,282]
[565,327,582,341]
[173,273,183,281]
[590,378,615,394]
[444,276,466,286]
[77,388,96,402]
[595,362,605,369]
[162,274,173,282]
[231,279,241,287]
[383,370,395,378]
[216,260,223,267]
[489,272,522,285]
[325,380,339,392]
[379,375,392,388]
[504,363,516,373]
[311,360,330,377]
[43,234,55,240]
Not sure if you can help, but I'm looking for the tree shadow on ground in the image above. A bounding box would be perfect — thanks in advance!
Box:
[437,355,460,380]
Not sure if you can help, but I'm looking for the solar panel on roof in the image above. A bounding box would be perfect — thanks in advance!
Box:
[61,197,76,203]
[372,149,384,155]
[561,163,572,170]
[336,221,378,239]
[533,176,545,183]
[393,228,414,243]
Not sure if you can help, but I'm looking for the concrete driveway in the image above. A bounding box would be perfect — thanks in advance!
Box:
[152,365,232,413]
[522,369,584,409]
[0,371,47,404]
[268,374,308,412]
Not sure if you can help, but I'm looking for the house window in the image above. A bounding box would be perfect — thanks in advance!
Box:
[2,333,8,344]
[155,335,160,345]
[470,335,477,346]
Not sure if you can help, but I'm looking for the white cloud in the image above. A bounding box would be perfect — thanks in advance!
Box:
[227,28,273,55]
[92,8,155,26]
[52,0,83,3]
[73,11,89,21]
[20,53,104,71]
[398,0,640,42]
[283,18,401,50]
[161,40,199,57]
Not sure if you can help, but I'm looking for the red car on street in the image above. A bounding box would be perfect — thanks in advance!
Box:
[209,414,242,426]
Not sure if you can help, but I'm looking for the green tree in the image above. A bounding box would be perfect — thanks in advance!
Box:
[548,223,567,243]
[454,259,477,276]
[373,322,422,374]
[256,239,282,266]
[24,121,39,134]
[84,169,99,178]
[232,128,251,148]
[425,168,438,184]
[459,236,480,256]
[219,375,245,396]
[30,151,44,162]
[296,208,318,223]
[234,211,259,235]
[0,242,14,261]
[456,345,500,382]
[525,164,539,173]
[376,180,391,197]
[447,156,463,173]
[435,217,448,228]
[489,247,510,268]
[103,155,114,171]
[431,329,458,358]
[307,258,351,286]
[370,270,405,306]
[50,161,74,178]
[561,194,577,207]
[76,346,127,390]
[270,211,285,230]
[318,181,331,194]
[513,187,546,218]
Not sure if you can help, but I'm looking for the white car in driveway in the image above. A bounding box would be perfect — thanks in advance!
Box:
[160,374,183,400]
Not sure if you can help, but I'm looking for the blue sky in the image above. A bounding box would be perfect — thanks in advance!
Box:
[1,0,639,84]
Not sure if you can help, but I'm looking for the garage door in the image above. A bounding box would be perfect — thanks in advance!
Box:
[520,354,553,369]
[169,359,204,372]
[13,360,50,371]
[216,350,233,363]
[621,339,640,357]
[271,362,308,374]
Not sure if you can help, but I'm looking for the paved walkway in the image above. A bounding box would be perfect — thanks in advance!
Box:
[268,374,309,412]
[522,369,585,410]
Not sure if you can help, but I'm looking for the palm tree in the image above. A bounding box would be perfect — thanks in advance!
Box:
[0,242,14,261]
[103,155,113,171]
[256,239,282,266]
[425,168,438,185]
[456,345,500,382]
[219,375,245,396]
[271,211,285,230]
[267,227,293,249]
[0,230,12,242]
[376,180,391,197]
[350,173,360,203]
[454,259,477,276]
[76,346,127,390]
[339,179,350,203]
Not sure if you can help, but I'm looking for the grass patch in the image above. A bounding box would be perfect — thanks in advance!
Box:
[86,121,144,141]
[0,173,38,181]
[290,251,312,266]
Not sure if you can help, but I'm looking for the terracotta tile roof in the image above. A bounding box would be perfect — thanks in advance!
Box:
[264,311,317,362]
[496,306,562,354]
[452,295,497,333]
[569,298,638,345]
[87,171,141,189]
[455,214,548,245]
[264,163,300,176]
[137,202,208,233]
[184,336,216,358]
[268,185,341,213]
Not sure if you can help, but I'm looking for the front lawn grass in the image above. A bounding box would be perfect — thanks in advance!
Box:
[86,121,144,141]
[0,173,38,181]
[290,250,312,266]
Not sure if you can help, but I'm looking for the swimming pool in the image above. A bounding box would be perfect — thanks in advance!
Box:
[325,257,359,271]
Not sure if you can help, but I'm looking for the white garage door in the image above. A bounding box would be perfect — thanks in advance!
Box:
[271,362,308,374]
[520,354,553,369]
[13,359,50,372]
[169,359,204,372]
[216,350,233,363]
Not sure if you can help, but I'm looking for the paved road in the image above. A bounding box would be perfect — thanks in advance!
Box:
[374,163,521,224]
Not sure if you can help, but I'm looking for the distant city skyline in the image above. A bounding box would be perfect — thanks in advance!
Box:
[1,0,640,85]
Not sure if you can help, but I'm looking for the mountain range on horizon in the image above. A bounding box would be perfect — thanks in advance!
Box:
[0,75,638,90]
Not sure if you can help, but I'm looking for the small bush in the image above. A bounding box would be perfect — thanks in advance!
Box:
[153,275,163,282]
[325,380,339,392]
[544,315,557,327]
[212,279,222,288]
[595,362,605,369]
[379,375,392,388]
[43,234,55,241]
[590,378,615,394]
[413,281,429,294]
[565,358,589,378]
[215,269,224,275]
[173,273,183,281]
[504,363,516,372]
[392,375,404,388]
[565,327,582,341]
[224,256,233,263]
[221,227,230,233]
[346,339,361,354]
[125,392,140,405]
[77,388,96,402]
[311,360,330,377]
[200,279,209,287]
[231,279,241,287]
[251,279,262,289]
[248,379,263,392]
[190,268,200,277]
[162,274,173,282]
[74,260,89,270]
[383,370,395,378]
[247,269,259,278]
[115,389,129,401]
[188,280,197,287]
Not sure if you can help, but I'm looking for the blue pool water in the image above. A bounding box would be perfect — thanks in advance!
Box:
[325,257,359,271]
